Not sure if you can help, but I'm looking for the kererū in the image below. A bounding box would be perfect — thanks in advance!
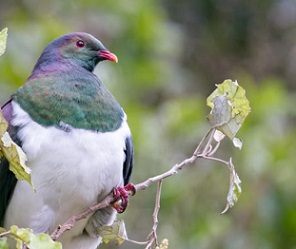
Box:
[0,32,134,249]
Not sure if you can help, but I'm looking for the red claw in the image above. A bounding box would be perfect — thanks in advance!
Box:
[112,184,136,213]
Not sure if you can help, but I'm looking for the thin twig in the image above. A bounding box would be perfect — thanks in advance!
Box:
[208,141,220,156]
[0,230,11,238]
[203,156,229,165]
[145,180,163,249]
[193,128,214,156]
[202,128,215,155]
[134,157,193,192]
[124,238,148,245]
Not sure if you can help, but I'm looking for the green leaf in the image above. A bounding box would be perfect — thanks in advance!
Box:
[0,111,34,189]
[1,131,34,188]
[28,233,62,249]
[9,226,62,249]
[220,158,242,214]
[0,237,9,249]
[10,225,31,243]
[207,79,251,149]
[98,219,128,245]
[0,28,8,56]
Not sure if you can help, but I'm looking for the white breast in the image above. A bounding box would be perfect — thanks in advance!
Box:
[4,101,131,248]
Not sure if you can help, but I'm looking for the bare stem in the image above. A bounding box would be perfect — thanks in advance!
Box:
[124,238,148,245]
[193,128,215,156]
[0,231,11,238]
[145,180,163,249]
[202,128,215,155]
[208,141,220,156]
[203,156,229,165]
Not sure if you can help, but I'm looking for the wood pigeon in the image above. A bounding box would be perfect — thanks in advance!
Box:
[0,32,134,249]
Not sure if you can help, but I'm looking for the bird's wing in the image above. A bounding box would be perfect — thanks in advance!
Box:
[0,99,19,226]
[123,136,134,185]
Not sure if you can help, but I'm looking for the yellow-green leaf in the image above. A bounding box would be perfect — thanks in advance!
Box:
[0,237,9,249]
[1,132,34,188]
[10,226,31,243]
[0,227,9,249]
[0,28,8,56]
[0,111,34,188]
[98,219,128,245]
[9,226,62,249]
[0,227,7,233]
[28,233,62,249]
[207,79,251,149]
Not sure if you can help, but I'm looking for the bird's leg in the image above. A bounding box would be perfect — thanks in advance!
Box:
[112,183,136,213]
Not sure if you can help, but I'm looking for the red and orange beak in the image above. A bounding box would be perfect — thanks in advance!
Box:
[98,50,118,63]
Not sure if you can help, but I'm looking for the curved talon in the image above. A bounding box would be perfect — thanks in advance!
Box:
[112,197,124,213]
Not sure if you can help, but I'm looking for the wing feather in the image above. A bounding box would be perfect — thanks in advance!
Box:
[123,136,133,185]
[0,100,19,226]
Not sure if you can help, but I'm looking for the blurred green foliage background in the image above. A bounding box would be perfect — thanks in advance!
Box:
[1,0,296,248]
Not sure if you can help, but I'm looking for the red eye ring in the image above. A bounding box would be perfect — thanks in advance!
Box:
[76,40,85,48]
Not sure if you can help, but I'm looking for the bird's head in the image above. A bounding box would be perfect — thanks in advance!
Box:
[34,32,118,72]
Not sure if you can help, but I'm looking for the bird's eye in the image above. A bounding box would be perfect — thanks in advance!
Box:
[76,40,85,48]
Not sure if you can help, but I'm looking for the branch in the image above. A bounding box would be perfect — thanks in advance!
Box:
[0,230,11,238]
[50,127,220,242]
[51,195,114,240]
[50,126,242,249]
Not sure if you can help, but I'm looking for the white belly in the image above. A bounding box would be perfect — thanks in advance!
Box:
[4,101,131,249]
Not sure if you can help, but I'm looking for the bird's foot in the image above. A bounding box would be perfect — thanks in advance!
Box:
[112,184,136,213]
